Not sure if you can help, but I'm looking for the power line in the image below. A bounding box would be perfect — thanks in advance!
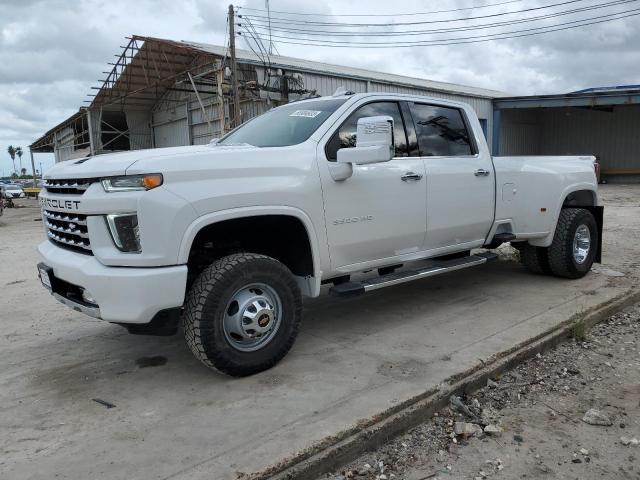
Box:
[238,8,640,48]
[241,0,637,37]
[252,7,640,45]
[238,0,591,27]
[238,0,524,17]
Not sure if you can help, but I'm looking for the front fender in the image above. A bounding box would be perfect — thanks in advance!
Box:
[177,206,324,295]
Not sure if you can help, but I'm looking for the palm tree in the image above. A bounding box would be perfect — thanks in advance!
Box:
[16,146,23,173]
[7,145,16,174]
[20,167,27,176]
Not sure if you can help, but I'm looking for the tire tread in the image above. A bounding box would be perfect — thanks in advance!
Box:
[183,253,302,376]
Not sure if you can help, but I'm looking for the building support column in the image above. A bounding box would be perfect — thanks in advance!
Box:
[492,108,501,156]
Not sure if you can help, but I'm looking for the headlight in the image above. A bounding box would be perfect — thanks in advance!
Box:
[101,174,163,193]
[105,213,141,252]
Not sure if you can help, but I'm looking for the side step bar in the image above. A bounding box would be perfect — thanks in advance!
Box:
[330,252,498,296]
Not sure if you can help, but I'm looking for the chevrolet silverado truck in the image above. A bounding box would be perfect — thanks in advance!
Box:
[37,92,602,376]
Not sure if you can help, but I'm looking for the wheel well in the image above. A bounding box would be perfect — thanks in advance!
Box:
[562,190,596,208]
[187,215,314,287]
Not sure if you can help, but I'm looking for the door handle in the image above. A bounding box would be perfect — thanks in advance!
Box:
[401,172,423,181]
[474,168,491,177]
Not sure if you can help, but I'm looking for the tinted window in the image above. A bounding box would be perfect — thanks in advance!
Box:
[409,103,474,156]
[326,102,408,161]
[219,99,347,147]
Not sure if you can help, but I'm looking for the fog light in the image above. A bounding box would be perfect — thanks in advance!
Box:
[81,288,97,305]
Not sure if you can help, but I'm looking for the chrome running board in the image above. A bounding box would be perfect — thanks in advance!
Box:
[330,252,498,296]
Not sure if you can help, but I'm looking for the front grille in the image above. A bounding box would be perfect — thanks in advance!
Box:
[43,210,92,254]
[44,178,95,195]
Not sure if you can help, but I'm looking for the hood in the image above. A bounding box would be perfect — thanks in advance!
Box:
[44,145,212,179]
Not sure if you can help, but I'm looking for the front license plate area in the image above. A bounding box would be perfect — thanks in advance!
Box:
[38,263,53,290]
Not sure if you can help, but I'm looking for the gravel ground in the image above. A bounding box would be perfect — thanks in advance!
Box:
[322,303,640,480]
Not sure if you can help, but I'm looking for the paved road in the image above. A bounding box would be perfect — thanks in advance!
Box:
[1,186,638,480]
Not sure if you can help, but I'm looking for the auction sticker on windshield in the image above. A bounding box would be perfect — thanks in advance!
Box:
[289,110,322,118]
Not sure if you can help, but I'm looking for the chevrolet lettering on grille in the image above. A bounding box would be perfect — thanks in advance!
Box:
[40,198,81,210]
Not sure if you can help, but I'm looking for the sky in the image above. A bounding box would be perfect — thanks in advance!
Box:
[1,0,639,176]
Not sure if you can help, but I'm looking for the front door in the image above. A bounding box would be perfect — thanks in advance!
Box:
[408,102,495,250]
[318,101,427,269]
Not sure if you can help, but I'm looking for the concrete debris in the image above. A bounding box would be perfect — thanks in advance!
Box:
[454,422,483,438]
[579,448,589,455]
[620,437,639,446]
[483,424,503,435]
[449,395,475,418]
[582,408,613,426]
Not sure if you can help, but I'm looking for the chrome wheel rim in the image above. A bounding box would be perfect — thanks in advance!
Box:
[573,224,591,264]
[222,283,282,352]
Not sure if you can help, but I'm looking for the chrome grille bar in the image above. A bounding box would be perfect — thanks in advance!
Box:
[42,210,87,225]
[44,220,89,238]
[44,178,95,195]
[43,209,92,254]
[47,231,92,251]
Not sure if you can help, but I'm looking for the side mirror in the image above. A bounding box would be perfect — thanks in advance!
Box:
[337,116,394,166]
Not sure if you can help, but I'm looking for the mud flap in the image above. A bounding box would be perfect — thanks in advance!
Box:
[588,206,604,263]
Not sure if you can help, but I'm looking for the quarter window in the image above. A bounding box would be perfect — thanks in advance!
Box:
[326,101,409,161]
[409,103,475,156]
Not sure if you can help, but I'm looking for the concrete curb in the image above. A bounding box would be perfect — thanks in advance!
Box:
[255,287,640,480]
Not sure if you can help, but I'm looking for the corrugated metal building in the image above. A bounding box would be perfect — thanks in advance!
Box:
[494,86,640,179]
[30,35,505,162]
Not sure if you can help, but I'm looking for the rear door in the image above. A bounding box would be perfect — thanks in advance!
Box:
[407,102,495,250]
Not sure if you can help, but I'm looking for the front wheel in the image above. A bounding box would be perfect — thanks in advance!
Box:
[183,253,302,376]
[547,208,598,279]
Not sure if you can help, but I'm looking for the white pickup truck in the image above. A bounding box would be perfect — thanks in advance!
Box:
[37,92,602,376]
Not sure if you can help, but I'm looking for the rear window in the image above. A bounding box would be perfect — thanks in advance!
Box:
[219,99,347,148]
[409,103,475,156]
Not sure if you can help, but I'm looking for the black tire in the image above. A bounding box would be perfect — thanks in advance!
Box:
[515,243,552,275]
[547,208,598,279]
[183,253,302,376]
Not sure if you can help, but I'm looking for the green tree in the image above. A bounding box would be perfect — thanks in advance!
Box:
[16,146,23,173]
[7,145,16,174]
[20,167,27,176]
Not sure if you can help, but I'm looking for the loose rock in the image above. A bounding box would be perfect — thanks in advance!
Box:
[620,437,639,446]
[484,424,503,435]
[582,408,613,426]
[454,422,483,438]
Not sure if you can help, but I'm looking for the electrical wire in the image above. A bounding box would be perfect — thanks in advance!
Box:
[241,0,637,36]
[238,0,524,17]
[238,0,592,27]
[238,8,640,47]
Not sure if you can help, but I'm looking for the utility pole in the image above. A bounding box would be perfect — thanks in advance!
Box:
[29,148,37,185]
[266,0,273,54]
[228,4,241,129]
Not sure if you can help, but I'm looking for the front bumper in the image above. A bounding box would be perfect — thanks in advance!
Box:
[37,241,188,324]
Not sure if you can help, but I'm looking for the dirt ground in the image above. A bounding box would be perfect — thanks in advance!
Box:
[323,303,640,480]
[1,186,639,480]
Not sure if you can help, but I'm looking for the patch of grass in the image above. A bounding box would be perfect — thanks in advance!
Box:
[570,320,587,341]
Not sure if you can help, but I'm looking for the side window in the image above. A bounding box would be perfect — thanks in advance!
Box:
[326,102,408,161]
[409,103,475,156]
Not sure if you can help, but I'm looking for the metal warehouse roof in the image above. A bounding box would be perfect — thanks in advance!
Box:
[494,85,640,109]
[181,40,508,99]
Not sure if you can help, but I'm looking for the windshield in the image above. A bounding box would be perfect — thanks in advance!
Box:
[218,99,347,147]
[7,185,21,190]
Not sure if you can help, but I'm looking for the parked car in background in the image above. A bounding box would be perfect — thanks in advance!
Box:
[1,184,26,199]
